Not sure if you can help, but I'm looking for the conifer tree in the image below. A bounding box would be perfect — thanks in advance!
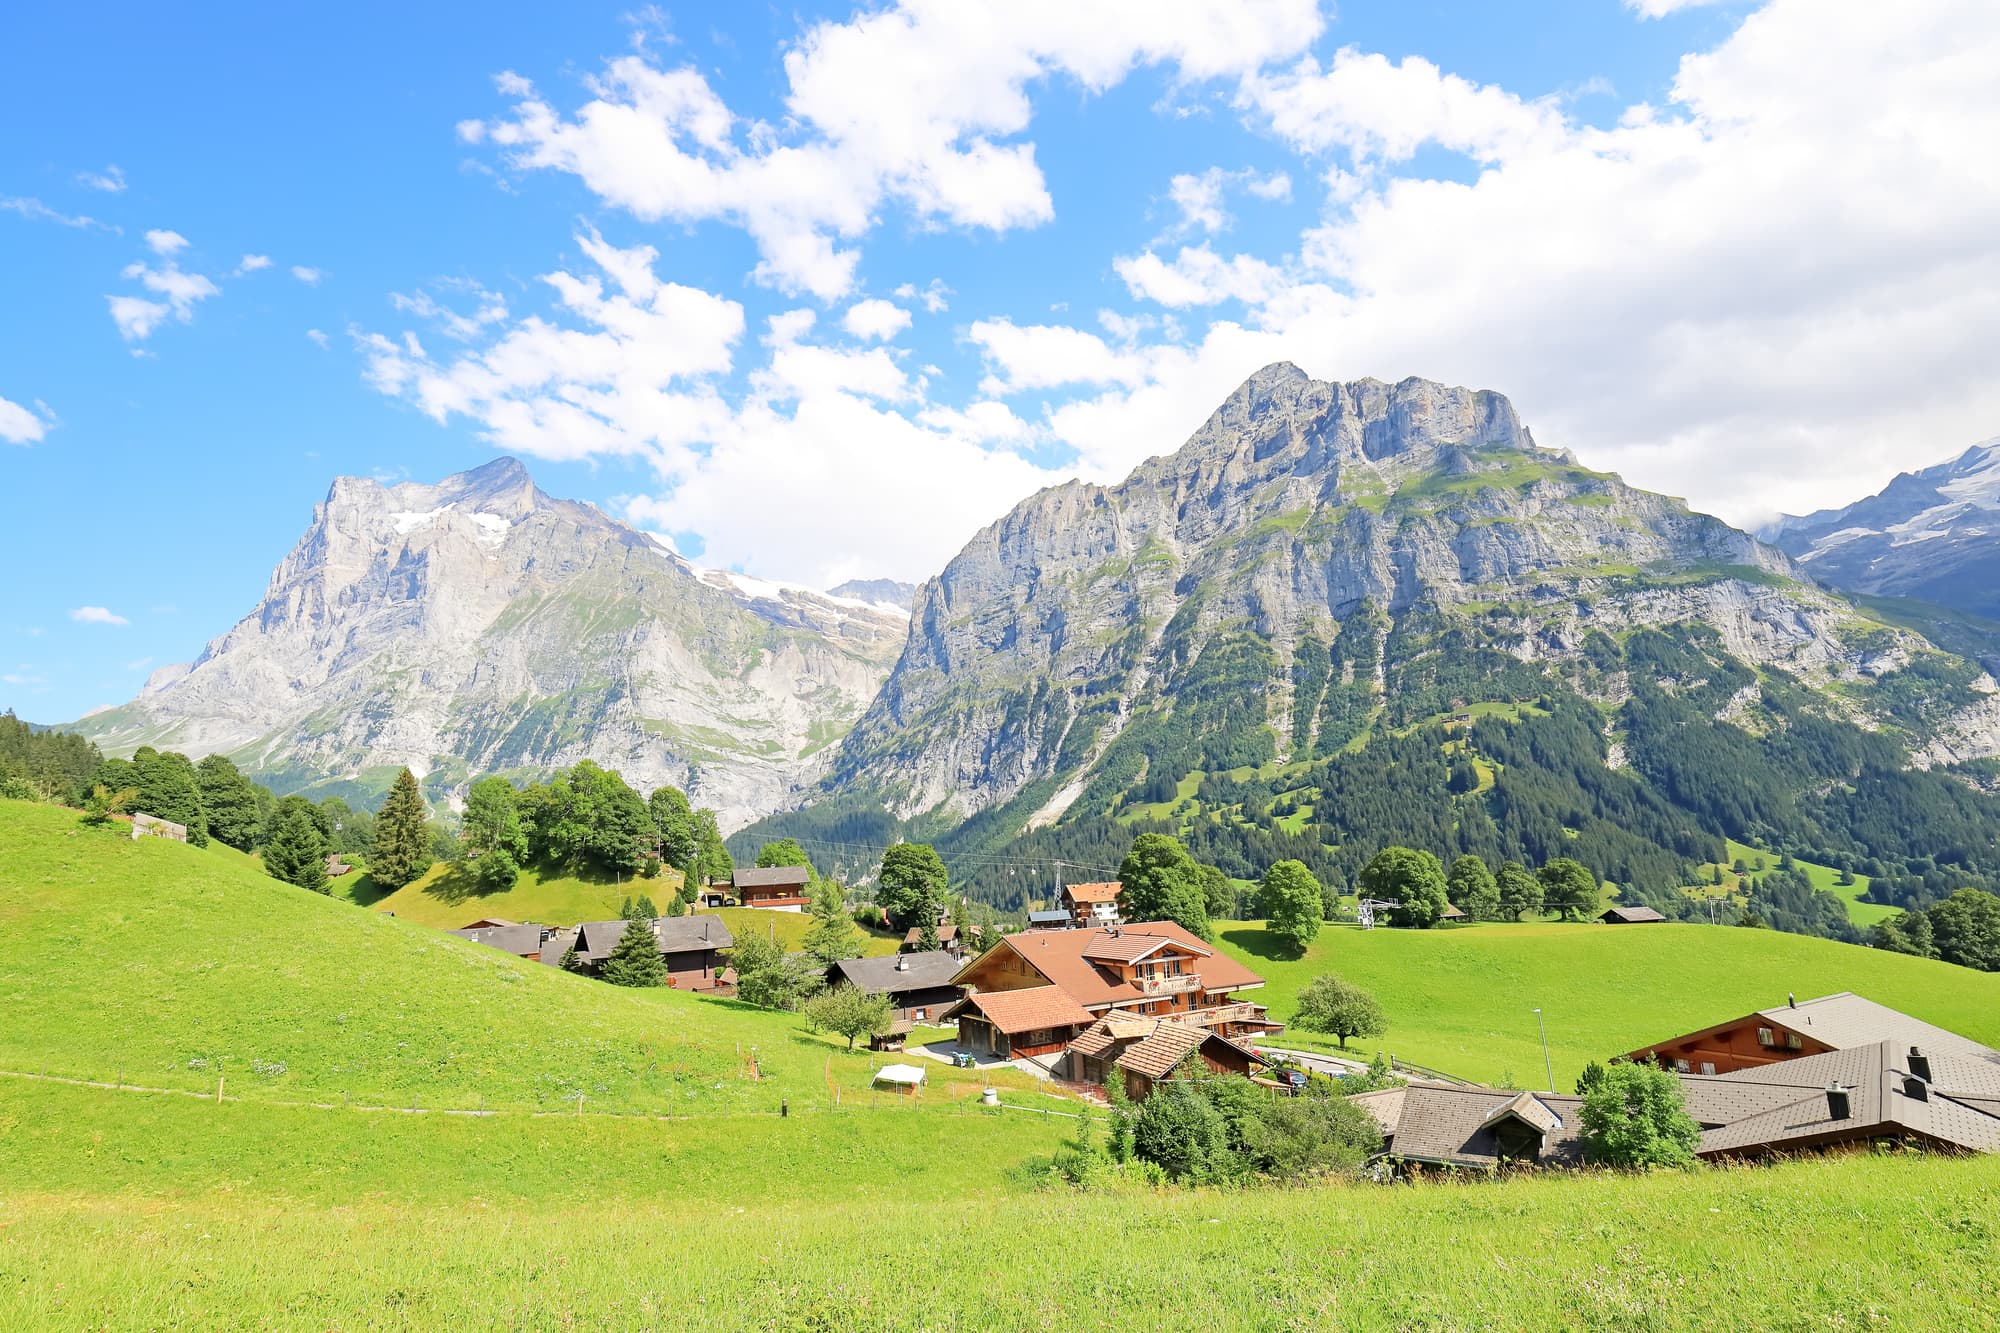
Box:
[370,768,433,889]
[600,917,665,987]
[264,801,329,894]
[803,879,863,965]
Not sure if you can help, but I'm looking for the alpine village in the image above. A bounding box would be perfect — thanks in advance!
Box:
[6,2,2000,1329]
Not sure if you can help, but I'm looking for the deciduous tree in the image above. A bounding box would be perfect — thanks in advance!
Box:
[1579,1061,1701,1168]
[1496,860,1545,920]
[1446,854,1500,921]
[803,984,894,1050]
[1361,847,1448,929]
[1117,833,1211,940]
[877,842,949,931]
[1259,859,1324,954]
[1540,857,1601,921]
[1291,974,1386,1050]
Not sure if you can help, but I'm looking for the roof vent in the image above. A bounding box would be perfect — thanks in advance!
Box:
[1902,1075,1930,1103]
[1908,1046,1931,1083]
[895,954,909,971]
[1824,1083,1851,1121]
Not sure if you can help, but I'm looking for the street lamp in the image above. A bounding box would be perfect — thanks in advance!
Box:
[1532,1007,1553,1092]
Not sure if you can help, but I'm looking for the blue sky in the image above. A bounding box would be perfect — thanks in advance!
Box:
[4,0,1997,725]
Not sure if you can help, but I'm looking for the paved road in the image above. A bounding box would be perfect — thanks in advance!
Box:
[1250,1045,1371,1077]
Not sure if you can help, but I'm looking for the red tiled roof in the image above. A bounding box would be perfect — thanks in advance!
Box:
[954,986,1094,1036]
[955,921,1263,1008]
[1062,881,1122,904]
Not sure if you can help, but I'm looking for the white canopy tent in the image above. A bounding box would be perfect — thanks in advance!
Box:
[872,1063,927,1087]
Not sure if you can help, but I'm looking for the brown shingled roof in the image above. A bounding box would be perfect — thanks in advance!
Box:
[954,921,1263,1007]
[949,986,1094,1036]
[1062,882,1122,904]
[1113,1022,1208,1080]
[1080,932,1204,964]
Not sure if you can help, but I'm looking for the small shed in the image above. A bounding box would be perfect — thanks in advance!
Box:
[1601,905,1667,924]
[130,812,188,843]
[1440,904,1468,922]
[869,1019,916,1053]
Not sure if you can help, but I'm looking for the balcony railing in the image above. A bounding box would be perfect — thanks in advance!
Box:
[1180,1001,1266,1029]
[1132,973,1200,996]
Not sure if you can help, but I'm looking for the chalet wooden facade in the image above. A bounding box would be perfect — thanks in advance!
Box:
[945,986,1095,1059]
[1064,1015,1266,1100]
[1625,991,2000,1075]
[556,915,737,989]
[1057,881,1122,927]
[827,950,965,1023]
[731,865,811,911]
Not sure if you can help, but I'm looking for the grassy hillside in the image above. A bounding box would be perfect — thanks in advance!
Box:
[3,1078,1996,1330]
[337,854,681,927]
[1219,919,2000,1086]
[1684,837,1898,928]
[0,800,1009,1114]
[336,855,904,952]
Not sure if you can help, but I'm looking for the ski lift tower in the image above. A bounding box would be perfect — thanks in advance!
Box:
[1357,898,1400,930]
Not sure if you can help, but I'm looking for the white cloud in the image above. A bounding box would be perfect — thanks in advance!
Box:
[1114,245,1287,307]
[70,606,129,625]
[109,253,220,341]
[1,673,47,687]
[235,254,273,274]
[464,1,1324,299]
[0,395,49,445]
[967,319,1148,395]
[306,328,330,349]
[76,165,127,192]
[1,196,111,230]
[391,282,510,341]
[145,229,189,256]
[291,265,324,285]
[1017,0,2000,524]
[124,657,154,672]
[893,278,953,313]
[841,298,912,340]
[1166,166,1292,234]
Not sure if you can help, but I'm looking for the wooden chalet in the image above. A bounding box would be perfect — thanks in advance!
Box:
[826,950,965,1023]
[1600,905,1666,924]
[1353,1084,1586,1170]
[901,923,978,956]
[1626,991,2000,1076]
[946,921,1282,1051]
[559,915,736,989]
[448,922,550,961]
[1058,881,1122,927]
[944,986,1095,1059]
[1025,909,1072,930]
[731,865,812,911]
[695,883,730,910]
[1063,1015,1266,1100]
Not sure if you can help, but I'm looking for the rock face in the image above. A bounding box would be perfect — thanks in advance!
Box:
[1764,439,2000,618]
[829,578,920,611]
[826,365,1989,825]
[74,458,906,828]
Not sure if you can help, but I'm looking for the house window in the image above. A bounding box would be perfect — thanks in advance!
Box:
[914,1008,927,1021]
[1785,1032,1803,1050]
[1699,1062,1716,1076]
[1756,1027,1776,1046]
[1674,1059,1691,1073]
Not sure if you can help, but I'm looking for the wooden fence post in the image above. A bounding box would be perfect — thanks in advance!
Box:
[216,1075,224,1104]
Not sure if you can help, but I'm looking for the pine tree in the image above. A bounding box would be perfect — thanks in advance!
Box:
[600,918,665,987]
[916,916,942,953]
[559,942,587,973]
[370,768,433,890]
[633,894,659,919]
[264,801,329,894]
[803,879,863,965]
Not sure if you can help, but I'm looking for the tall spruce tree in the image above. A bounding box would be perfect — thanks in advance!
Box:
[600,917,665,987]
[371,768,433,890]
[264,801,329,894]
[803,879,863,965]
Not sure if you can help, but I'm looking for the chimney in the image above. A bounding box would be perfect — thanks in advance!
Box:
[1908,1046,1931,1083]
[1824,1083,1851,1121]
[896,954,909,971]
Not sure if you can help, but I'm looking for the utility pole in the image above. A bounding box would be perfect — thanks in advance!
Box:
[1532,1007,1554,1092]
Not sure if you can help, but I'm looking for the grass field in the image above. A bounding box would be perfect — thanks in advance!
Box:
[1216,919,2000,1086]
[2,1078,1995,1330]
[0,800,1021,1115]
[10,797,2000,1327]
[336,853,683,927]
[1684,838,1898,928]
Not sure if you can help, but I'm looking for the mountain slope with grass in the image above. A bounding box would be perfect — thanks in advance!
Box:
[68,458,907,828]
[0,799,965,1114]
[746,366,2000,914]
[1215,919,2000,1086]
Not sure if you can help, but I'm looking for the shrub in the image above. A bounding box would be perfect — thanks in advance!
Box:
[1579,1061,1701,1169]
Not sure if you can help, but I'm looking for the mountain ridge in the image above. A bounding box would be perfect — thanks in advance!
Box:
[72,457,907,828]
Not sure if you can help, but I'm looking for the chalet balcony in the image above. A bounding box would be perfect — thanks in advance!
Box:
[1132,973,1201,997]
[1180,1001,1265,1029]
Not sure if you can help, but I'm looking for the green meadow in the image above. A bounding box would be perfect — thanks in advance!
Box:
[1215,918,2000,1086]
[2,1077,1996,1331]
[8,796,2000,1329]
